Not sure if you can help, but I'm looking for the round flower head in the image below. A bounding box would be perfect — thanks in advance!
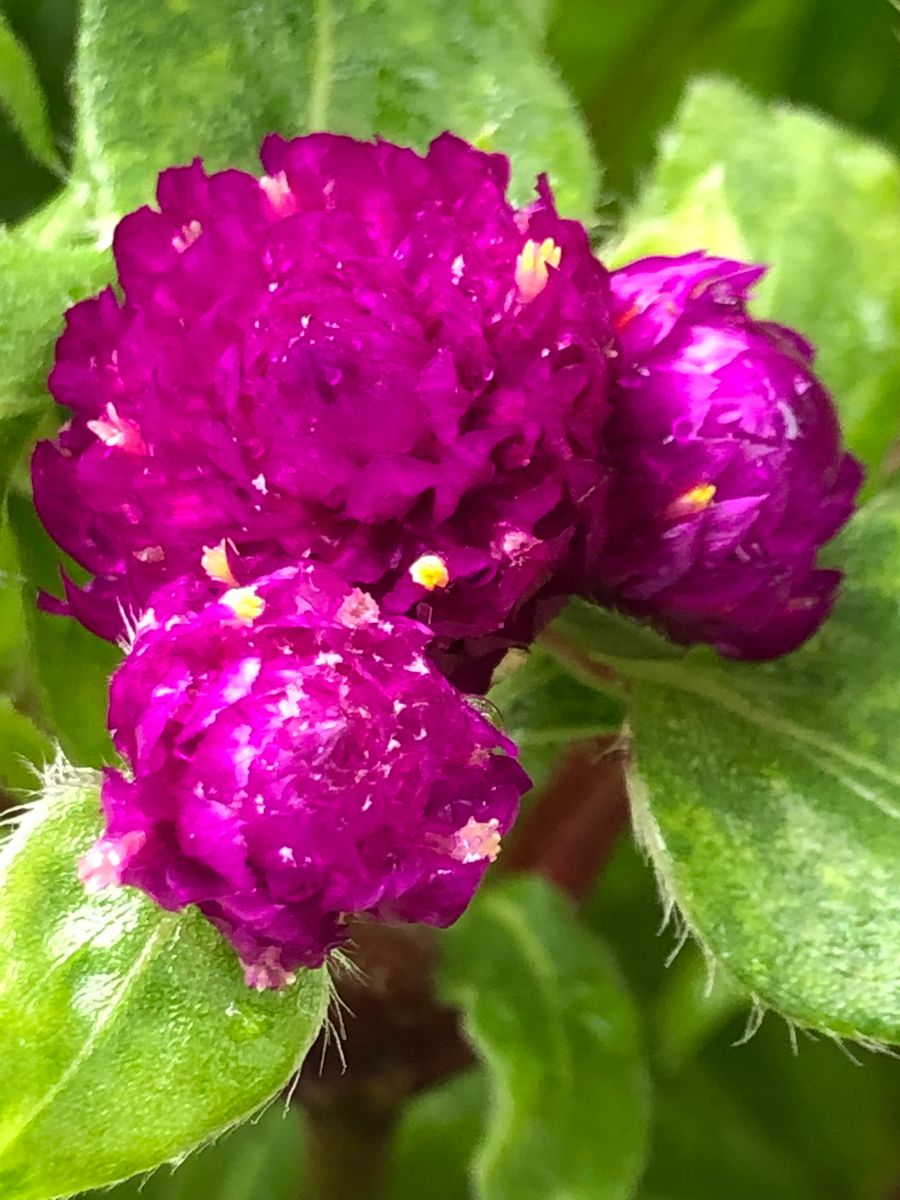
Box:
[33,133,615,689]
[590,252,862,658]
[79,563,529,986]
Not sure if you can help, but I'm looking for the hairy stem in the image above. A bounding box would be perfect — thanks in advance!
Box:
[295,924,473,1198]
[503,735,630,903]
[304,1102,397,1200]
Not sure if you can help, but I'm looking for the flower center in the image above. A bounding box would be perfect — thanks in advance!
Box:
[409,553,450,591]
[666,483,717,520]
[222,586,266,622]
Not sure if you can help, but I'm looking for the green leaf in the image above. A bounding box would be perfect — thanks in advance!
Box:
[514,0,554,37]
[0,233,111,505]
[0,519,28,690]
[557,495,900,1042]
[0,234,109,423]
[591,844,900,1197]
[73,0,598,221]
[611,77,900,477]
[548,600,685,666]
[488,645,624,746]
[7,493,119,768]
[0,12,62,174]
[486,645,624,806]
[440,875,649,1200]
[583,835,676,1002]
[652,944,746,1075]
[389,1070,485,1200]
[548,0,900,203]
[698,1018,900,1200]
[99,1103,306,1200]
[0,775,329,1200]
[0,697,53,795]
[641,1062,816,1200]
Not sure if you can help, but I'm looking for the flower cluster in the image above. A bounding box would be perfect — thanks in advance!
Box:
[33,133,615,690]
[34,134,861,983]
[80,564,528,983]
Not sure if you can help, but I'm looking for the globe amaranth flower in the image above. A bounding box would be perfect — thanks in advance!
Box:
[588,252,862,658]
[33,132,616,690]
[78,562,529,987]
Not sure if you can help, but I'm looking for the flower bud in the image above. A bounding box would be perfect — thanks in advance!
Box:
[81,564,529,986]
[590,252,862,658]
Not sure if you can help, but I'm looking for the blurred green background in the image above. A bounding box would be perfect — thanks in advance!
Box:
[2,1,898,1196]
[551,0,900,204]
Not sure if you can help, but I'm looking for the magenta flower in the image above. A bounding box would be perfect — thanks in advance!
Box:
[79,563,529,986]
[590,252,862,658]
[33,133,615,689]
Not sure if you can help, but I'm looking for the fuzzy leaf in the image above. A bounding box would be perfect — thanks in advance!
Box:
[440,875,649,1200]
[0,234,110,505]
[611,77,900,479]
[555,495,900,1043]
[0,777,329,1200]
[99,1103,305,1200]
[73,0,598,221]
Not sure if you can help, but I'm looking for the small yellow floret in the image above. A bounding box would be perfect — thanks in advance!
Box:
[201,539,238,586]
[409,553,450,591]
[667,483,717,520]
[515,237,563,301]
[221,586,266,623]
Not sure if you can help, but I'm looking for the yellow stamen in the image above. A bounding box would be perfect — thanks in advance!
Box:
[409,553,450,591]
[201,539,238,586]
[515,237,563,301]
[667,483,717,520]
[221,586,266,623]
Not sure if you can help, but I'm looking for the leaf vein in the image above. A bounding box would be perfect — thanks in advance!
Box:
[307,0,334,131]
[481,893,574,1087]
[607,654,900,800]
